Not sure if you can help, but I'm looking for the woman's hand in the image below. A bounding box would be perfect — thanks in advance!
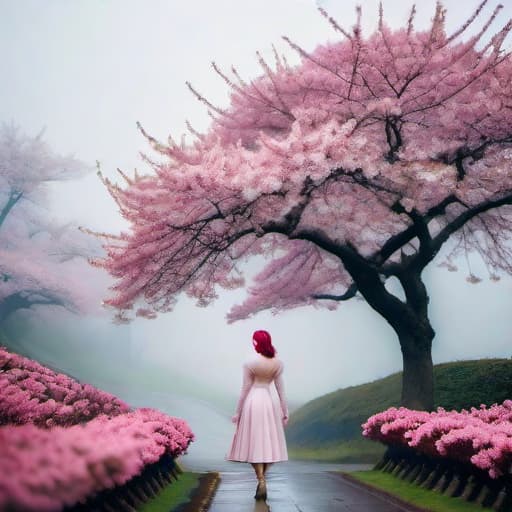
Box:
[231,413,240,424]
[282,415,289,426]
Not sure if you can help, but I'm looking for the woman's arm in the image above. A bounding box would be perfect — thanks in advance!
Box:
[274,362,289,425]
[232,363,254,423]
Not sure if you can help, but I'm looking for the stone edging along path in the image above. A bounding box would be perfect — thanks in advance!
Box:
[176,471,221,512]
[62,456,220,512]
[64,454,181,511]
[374,447,511,511]
[335,472,431,512]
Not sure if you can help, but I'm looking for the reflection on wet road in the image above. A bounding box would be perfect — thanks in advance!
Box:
[181,460,416,512]
[131,394,414,511]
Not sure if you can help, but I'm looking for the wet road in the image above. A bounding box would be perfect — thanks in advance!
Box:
[117,390,415,510]
[181,460,416,512]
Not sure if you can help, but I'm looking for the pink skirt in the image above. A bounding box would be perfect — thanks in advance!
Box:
[226,385,288,463]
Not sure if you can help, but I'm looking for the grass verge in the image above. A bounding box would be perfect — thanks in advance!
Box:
[286,359,512,451]
[345,470,494,512]
[288,439,385,463]
[138,472,202,512]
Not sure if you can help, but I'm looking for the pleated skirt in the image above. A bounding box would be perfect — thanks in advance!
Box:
[226,385,288,463]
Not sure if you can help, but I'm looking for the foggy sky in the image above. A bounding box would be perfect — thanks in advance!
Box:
[2,0,512,406]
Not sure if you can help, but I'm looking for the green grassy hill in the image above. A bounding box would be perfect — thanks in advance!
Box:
[286,359,512,463]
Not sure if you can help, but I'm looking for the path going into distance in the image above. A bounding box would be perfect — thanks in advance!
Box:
[182,459,417,512]
[169,400,416,511]
[120,392,416,511]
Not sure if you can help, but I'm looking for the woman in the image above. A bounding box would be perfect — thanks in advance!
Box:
[226,330,288,501]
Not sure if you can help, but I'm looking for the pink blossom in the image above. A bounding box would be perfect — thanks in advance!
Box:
[0,410,194,511]
[88,4,512,323]
[363,400,512,478]
[0,347,130,427]
[0,348,195,510]
[0,124,106,323]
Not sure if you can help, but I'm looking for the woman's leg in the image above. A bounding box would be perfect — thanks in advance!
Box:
[263,462,272,475]
[250,463,267,500]
[251,463,264,480]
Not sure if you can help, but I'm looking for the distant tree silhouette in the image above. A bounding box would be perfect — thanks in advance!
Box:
[0,124,98,323]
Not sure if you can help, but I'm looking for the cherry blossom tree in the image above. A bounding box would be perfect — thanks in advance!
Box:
[95,2,512,409]
[0,123,99,323]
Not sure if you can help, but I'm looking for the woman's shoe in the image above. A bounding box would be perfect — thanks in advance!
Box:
[255,477,267,500]
[254,478,260,499]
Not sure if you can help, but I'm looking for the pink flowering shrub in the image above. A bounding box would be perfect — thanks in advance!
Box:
[362,406,431,446]
[0,348,195,510]
[363,401,512,478]
[0,408,194,511]
[469,400,512,424]
[0,347,130,426]
[405,409,472,457]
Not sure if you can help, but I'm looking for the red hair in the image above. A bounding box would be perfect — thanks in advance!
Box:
[252,330,276,358]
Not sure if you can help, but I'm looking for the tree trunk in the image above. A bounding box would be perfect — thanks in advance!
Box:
[399,327,435,410]
[336,246,435,410]
[394,269,435,410]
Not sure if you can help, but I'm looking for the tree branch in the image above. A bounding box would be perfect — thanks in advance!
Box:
[377,194,460,267]
[388,201,433,270]
[287,227,415,331]
[312,282,358,301]
[429,191,512,259]
[0,190,23,231]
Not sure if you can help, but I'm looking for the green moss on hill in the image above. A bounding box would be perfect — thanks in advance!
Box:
[287,358,512,449]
